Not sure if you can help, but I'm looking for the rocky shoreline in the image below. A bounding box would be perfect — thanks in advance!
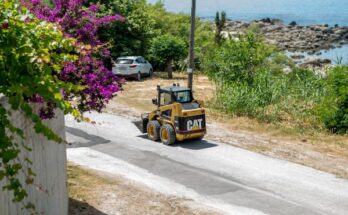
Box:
[223,18,348,65]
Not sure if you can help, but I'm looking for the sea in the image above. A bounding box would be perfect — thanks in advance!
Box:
[149,0,348,64]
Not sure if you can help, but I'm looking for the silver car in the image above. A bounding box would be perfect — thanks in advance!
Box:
[112,56,153,80]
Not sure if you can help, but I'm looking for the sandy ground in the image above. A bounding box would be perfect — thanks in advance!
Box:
[106,72,348,179]
[68,163,218,215]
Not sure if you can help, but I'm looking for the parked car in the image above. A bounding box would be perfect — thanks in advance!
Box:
[112,56,153,81]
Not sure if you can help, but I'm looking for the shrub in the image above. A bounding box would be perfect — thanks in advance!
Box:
[318,66,348,134]
[0,0,124,211]
[148,34,186,77]
[0,0,78,209]
[205,32,276,85]
[23,0,125,113]
[205,33,326,129]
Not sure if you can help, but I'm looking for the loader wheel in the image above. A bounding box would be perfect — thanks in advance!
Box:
[147,120,160,141]
[160,124,176,145]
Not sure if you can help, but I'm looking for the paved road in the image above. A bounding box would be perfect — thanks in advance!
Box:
[65,113,348,215]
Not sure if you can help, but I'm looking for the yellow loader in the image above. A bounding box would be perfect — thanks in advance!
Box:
[140,84,206,145]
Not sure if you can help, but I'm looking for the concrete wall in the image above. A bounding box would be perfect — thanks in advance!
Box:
[0,96,68,215]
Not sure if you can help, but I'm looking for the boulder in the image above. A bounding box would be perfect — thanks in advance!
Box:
[291,54,305,59]
[289,21,297,27]
[260,17,271,23]
[301,58,331,67]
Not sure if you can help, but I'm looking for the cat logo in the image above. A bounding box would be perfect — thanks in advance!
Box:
[187,119,203,131]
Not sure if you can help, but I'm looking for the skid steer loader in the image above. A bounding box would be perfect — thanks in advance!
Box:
[140,84,206,145]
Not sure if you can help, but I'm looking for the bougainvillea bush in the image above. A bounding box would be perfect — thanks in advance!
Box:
[0,0,123,211]
[22,0,125,114]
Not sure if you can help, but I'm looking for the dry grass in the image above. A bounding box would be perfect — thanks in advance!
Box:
[106,72,348,179]
[68,163,218,215]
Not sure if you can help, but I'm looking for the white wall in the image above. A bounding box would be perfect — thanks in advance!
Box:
[0,96,68,215]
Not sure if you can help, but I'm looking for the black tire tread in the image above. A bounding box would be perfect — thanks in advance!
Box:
[147,120,160,141]
[160,124,176,145]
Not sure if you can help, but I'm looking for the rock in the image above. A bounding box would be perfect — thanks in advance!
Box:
[301,58,331,67]
[334,28,348,35]
[283,66,292,74]
[271,18,283,25]
[291,54,305,59]
[224,19,348,56]
[289,21,297,27]
[313,25,329,32]
[263,25,283,32]
[260,17,271,23]
[343,33,348,39]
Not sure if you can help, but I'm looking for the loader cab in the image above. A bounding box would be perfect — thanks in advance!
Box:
[152,85,194,108]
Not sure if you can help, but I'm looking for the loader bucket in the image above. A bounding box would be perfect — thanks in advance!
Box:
[133,113,149,134]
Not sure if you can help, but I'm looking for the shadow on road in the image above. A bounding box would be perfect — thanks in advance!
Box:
[66,126,111,148]
[69,198,107,215]
[137,134,218,150]
[173,139,218,150]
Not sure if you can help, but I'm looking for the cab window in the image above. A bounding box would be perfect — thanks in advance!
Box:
[160,93,172,106]
[174,91,192,103]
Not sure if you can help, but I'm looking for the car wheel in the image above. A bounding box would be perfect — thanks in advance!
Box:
[137,72,142,81]
[147,120,160,141]
[148,69,153,77]
[160,124,176,145]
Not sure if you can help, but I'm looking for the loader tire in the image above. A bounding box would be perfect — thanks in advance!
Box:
[147,120,160,141]
[160,124,176,145]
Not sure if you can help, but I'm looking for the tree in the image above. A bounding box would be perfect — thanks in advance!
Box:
[149,35,186,79]
[86,0,156,59]
[215,11,226,45]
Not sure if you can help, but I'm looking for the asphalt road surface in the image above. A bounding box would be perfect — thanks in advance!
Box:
[65,112,348,215]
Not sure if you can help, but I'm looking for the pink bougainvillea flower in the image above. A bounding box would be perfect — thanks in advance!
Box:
[22,0,125,117]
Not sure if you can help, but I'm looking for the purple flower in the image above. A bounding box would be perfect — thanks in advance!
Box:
[97,15,125,25]
[88,4,99,13]
[22,0,125,116]
[28,94,44,103]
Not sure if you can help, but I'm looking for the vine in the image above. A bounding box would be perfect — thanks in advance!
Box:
[0,0,123,213]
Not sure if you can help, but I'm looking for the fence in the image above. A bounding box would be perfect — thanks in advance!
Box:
[0,96,68,215]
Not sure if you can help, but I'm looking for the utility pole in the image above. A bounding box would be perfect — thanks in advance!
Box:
[188,0,196,89]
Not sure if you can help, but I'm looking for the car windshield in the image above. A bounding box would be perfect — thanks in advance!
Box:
[116,59,134,64]
[174,91,192,103]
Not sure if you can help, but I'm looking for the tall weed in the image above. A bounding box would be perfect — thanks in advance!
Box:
[205,33,328,130]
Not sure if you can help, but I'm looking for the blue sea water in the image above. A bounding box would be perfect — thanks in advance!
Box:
[149,0,348,26]
[149,0,348,64]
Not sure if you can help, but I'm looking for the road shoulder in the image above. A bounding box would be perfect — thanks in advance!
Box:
[68,162,219,215]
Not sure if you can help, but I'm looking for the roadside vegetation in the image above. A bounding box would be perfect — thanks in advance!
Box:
[88,0,347,134]
[204,32,348,134]
[0,0,122,211]
[87,0,214,71]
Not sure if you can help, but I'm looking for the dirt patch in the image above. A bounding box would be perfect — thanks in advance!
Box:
[68,163,219,215]
[106,72,348,179]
